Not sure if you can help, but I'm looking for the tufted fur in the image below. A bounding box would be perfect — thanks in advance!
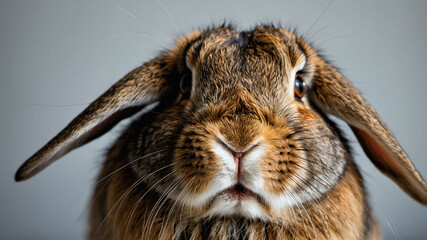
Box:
[16,25,425,240]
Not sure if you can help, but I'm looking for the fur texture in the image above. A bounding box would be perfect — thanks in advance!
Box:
[16,25,426,240]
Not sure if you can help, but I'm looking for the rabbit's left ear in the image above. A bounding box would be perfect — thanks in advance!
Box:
[15,53,178,182]
[309,56,427,205]
[15,31,201,182]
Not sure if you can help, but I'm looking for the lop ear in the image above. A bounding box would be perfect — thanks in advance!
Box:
[309,56,427,205]
[15,54,177,181]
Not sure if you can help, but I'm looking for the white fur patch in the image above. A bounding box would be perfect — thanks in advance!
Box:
[176,133,318,219]
[198,136,267,217]
[209,194,265,219]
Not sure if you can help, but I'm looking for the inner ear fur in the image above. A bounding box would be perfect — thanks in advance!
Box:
[309,56,427,205]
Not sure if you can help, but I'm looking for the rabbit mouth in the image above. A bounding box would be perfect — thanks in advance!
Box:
[204,183,269,219]
[222,183,257,200]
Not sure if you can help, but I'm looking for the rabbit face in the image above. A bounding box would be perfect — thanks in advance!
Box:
[129,27,348,220]
[16,24,427,239]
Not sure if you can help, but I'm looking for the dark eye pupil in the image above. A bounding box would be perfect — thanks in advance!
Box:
[180,74,192,96]
[294,74,306,99]
[295,78,304,92]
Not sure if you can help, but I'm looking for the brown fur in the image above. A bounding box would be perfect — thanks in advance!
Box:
[16,25,426,240]
[89,138,370,240]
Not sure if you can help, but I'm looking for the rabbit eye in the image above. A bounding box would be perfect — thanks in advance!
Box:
[180,74,192,97]
[294,73,306,99]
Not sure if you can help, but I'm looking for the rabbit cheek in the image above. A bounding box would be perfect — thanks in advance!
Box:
[172,125,221,204]
[282,107,348,203]
[261,126,310,200]
[256,106,348,213]
[262,144,307,195]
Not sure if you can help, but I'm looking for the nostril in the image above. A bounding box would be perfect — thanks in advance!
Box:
[216,135,261,179]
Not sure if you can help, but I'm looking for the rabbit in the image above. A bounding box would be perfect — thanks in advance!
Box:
[15,24,427,240]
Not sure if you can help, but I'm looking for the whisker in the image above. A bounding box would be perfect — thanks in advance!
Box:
[282,177,310,237]
[96,149,168,186]
[304,23,332,43]
[154,0,184,33]
[28,102,90,107]
[291,172,332,235]
[159,176,196,239]
[124,173,183,239]
[315,34,359,46]
[288,175,319,239]
[95,165,180,235]
[303,0,335,40]
[142,175,180,239]
[293,155,401,239]
[70,149,169,213]
[107,32,168,41]
[143,173,187,239]
[114,5,137,18]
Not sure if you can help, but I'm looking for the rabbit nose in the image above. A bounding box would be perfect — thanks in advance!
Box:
[233,152,244,178]
[217,137,260,179]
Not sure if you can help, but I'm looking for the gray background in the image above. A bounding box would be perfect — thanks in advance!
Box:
[1,0,426,239]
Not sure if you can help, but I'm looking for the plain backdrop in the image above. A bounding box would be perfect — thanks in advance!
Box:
[1,0,426,239]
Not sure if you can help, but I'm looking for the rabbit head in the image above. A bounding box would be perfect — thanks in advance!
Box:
[16,25,426,239]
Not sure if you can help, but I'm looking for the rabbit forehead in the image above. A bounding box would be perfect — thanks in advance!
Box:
[187,26,306,84]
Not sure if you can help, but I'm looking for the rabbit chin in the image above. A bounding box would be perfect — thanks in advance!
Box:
[208,194,266,219]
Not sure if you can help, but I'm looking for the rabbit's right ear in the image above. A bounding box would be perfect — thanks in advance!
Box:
[15,50,184,181]
[308,55,427,205]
